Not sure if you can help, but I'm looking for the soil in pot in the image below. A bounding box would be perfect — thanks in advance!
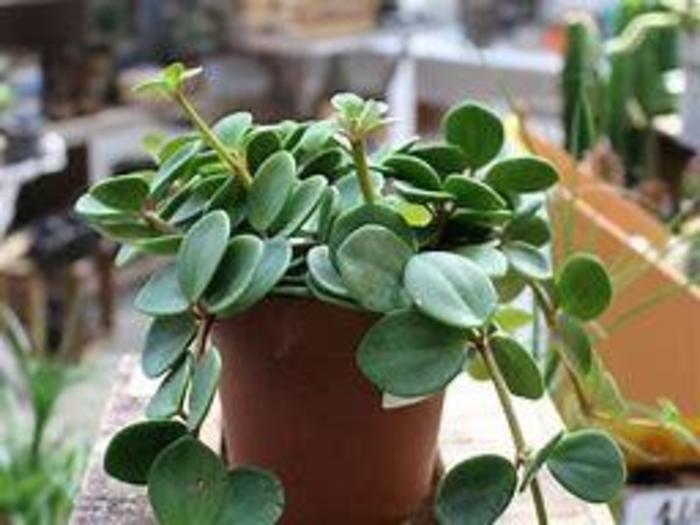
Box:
[213,297,444,525]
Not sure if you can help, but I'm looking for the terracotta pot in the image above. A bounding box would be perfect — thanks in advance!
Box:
[213,297,444,524]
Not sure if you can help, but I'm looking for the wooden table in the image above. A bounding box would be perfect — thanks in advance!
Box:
[70,355,613,524]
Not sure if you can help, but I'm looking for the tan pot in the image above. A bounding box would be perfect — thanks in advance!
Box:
[523,131,700,419]
[212,297,444,524]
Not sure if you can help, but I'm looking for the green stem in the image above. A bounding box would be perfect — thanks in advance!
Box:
[142,210,180,235]
[529,283,593,416]
[350,138,376,205]
[194,315,214,360]
[29,414,45,465]
[174,90,253,190]
[530,477,550,525]
[478,337,549,525]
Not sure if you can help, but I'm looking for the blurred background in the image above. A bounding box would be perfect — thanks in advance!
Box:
[1,1,699,524]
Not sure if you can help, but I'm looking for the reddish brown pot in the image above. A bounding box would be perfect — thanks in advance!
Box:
[213,297,444,524]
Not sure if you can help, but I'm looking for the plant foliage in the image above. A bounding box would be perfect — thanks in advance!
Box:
[75,63,627,524]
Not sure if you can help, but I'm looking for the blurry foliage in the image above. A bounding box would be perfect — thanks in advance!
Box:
[86,0,228,63]
[563,1,680,185]
[0,306,84,525]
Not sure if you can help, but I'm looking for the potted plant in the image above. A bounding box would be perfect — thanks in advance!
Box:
[74,63,626,524]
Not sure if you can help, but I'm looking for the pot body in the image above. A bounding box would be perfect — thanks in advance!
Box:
[681,32,700,150]
[213,297,444,525]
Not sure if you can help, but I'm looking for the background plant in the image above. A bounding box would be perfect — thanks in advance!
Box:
[0,306,84,525]
[563,1,680,188]
[75,63,626,524]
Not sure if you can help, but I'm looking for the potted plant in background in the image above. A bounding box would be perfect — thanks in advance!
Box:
[608,0,700,151]
[75,63,626,524]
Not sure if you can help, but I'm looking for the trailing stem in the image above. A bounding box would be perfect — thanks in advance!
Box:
[530,283,593,416]
[173,90,253,190]
[478,335,549,525]
[350,138,376,205]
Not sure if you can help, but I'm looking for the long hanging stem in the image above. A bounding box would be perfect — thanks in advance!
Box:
[350,138,376,205]
[530,283,593,416]
[478,337,549,525]
[173,90,253,190]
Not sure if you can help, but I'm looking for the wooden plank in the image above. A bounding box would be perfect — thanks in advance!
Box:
[70,355,613,524]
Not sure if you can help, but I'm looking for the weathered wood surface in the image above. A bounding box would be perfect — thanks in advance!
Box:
[70,355,613,524]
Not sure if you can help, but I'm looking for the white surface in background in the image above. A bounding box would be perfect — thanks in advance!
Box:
[622,487,700,524]
[0,132,67,235]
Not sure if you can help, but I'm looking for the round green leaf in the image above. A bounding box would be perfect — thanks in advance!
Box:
[206,177,247,229]
[449,208,512,228]
[135,264,190,316]
[204,235,264,314]
[504,242,552,281]
[490,334,544,400]
[336,224,413,313]
[442,102,504,170]
[150,140,202,199]
[411,143,468,177]
[219,238,292,315]
[384,154,441,190]
[146,355,192,420]
[335,171,385,210]
[90,174,149,211]
[329,204,416,256]
[484,157,559,194]
[176,210,231,302]
[558,314,592,376]
[294,121,335,158]
[307,245,350,299]
[492,307,533,334]
[358,310,468,397]
[245,128,282,174]
[443,175,507,210]
[96,220,159,241]
[213,112,252,147]
[249,150,297,231]
[435,455,517,525]
[300,147,344,178]
[493,268,526,302]
[104,421,187,485]
[557,254,612,321]
[404,252,497,330]
[317,186,341,242]
[505,213,551,247]
[465,349,490,381]
[142,314,197,378]
[74,194,129,221]
[188,347,222,431]
[148,436,228,525]
[453,244,508,278]
[216,468,285,525]
[547,430,626,503]
[393,180,454,204]
[270,175,327,236]
[170,176,227,225]
[306,274,360,311]
[136,235,183,255]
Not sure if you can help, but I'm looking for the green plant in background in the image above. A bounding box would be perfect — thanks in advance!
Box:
[0,306,84,525]
[75,63,626,524]
[563,1,681,183]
